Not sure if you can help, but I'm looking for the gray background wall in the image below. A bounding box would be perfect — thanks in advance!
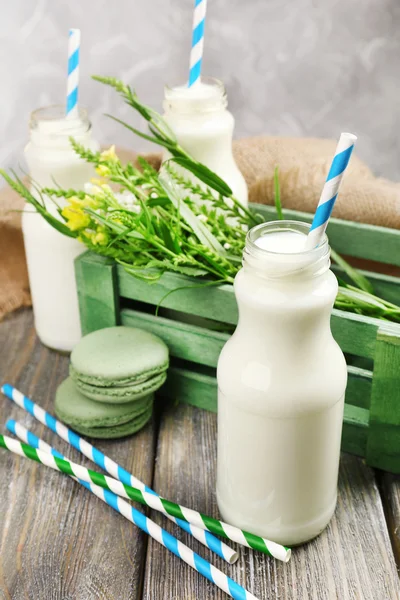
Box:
[1,0,399,180]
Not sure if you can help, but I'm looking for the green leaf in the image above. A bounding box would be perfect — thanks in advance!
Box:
[330,248,374,294]
[170,157,233,197]
[274,166,283,220]
[104,114,163,146]
[159,168,226,256]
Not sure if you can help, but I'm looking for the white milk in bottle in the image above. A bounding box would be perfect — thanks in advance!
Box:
[23,106,99,352]
[217,221,347,546]
[163,77,248,206]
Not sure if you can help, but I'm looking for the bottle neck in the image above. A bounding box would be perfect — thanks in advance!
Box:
[163,76,228,116]
[242,221,331,282]
[29,105,92,149]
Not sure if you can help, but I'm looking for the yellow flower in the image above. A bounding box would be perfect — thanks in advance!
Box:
[91,230,109,246]
[61,205,91,231]
[100,145,119,163]
[95,164,111,178]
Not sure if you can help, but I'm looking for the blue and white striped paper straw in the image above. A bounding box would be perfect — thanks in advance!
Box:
[6,419,238,565]
[305,132,357,249]
[188,0,207,87]
[0,431,257,600]
[66,28,80,118]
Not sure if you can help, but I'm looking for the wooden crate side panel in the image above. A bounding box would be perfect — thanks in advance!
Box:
[255,204,400,266]
[75,252,120,335]
[120,308,229,368]
[366,329,400,473]
[118,267,238,324]
[119,267,396,360]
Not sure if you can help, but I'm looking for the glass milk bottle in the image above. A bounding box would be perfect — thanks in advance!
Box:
[217,221,347,546]
[23,106,99,352]
[163,77,248,206]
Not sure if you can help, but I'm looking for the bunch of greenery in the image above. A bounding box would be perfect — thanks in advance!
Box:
[1,76,400,322]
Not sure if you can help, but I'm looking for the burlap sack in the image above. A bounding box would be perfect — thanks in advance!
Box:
[1,136,399,321]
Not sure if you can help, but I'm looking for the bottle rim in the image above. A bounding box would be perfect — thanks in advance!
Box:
[29,105,91,135]
[243,220,331,279]
[163,77,228,113]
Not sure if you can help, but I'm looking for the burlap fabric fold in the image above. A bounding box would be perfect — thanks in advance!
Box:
[1,136,399,321]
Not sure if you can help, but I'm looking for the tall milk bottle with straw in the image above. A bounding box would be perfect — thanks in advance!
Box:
[217,134,356,546]
[162,0,247,206]
[22,29,99,352]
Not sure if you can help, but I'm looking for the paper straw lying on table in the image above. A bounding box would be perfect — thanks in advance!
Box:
[0,434,256,600]
[6,420,238,565]
[1,384,290,563]
[305,132,357,249]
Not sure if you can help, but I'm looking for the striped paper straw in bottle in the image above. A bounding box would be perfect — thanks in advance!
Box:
[5,420,238,565]
[305,132,357,250]
[0,433,259,600]
[188,0,207,87]
[66,28,81,118]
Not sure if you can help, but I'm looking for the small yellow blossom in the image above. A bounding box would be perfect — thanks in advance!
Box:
[100,145,119,163]
[96,164,111,177]
[91,231,109,246]
[61,205,91,232]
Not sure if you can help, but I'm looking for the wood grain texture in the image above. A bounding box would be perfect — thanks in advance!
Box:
[381,473,400,568]
[0,310,155,600]
[143,402,400,600]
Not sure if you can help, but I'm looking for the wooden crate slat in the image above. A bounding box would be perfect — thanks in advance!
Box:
[346,365,372,410]
[75,252,120,335]
[366,328,400,473]
[255,204,400,266]
[118,266,239,324]
[121,308,229,368]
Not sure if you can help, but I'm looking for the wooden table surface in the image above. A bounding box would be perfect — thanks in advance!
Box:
[1,309,400,600]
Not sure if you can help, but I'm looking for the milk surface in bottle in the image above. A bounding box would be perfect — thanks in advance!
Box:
[163,77,248,206]
[23,106,99,352]
[217,220,347,546]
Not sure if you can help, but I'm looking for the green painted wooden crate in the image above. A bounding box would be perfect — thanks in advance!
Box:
[75,204,400,474]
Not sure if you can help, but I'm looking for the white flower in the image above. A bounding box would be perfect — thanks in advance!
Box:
[197,214,208,222]
[224,242,231,250]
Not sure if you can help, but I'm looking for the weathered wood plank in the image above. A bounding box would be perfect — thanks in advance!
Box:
[142,403,400,600]
[0,309,154,600]
[256,204,400,267]
[366,328,400,473]
[381,473,400,568]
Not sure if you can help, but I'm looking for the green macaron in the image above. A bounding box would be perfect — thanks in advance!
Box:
[55,377,153,439]
[69,326,169,403]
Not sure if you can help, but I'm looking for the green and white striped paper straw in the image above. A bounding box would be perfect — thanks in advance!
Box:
[1,384,291,562]
[6,419,238,564]
[0,433,256,600]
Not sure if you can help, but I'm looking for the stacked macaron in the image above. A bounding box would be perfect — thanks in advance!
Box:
[55,327,169,438]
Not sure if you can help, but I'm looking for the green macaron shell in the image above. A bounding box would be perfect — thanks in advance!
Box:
[72,371,167,404]
[70,326,169,387]
[55,377,153,429]
[66,405,153,439]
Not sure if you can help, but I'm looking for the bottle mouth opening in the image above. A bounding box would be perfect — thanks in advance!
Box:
[246,220,329,257]
[30,105,91,135]
[243,220,330,279]
[164,77,227,113]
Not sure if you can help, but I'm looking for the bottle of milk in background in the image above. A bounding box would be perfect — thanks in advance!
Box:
[217,220,347,546]
[163,77,248,207]
[23,106,99,352]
